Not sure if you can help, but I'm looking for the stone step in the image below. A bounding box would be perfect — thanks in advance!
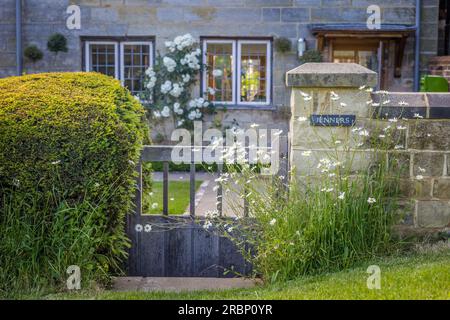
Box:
[112,277,260,292]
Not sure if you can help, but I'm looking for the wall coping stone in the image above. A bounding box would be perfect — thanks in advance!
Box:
[286,63,377,88]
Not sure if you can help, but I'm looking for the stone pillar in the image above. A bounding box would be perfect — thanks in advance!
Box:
[286,63,378,177]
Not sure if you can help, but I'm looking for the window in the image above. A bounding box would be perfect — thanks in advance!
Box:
[84,39,153,95]
[203,39,271,106]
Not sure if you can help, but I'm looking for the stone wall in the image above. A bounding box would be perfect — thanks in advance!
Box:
[0,1,440,97]
[287,62,450,234]
[428,55,450,85]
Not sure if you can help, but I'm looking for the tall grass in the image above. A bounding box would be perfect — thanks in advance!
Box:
[0,182,129,298]
[205,92,408,282]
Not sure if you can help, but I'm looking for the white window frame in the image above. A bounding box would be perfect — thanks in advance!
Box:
[84,41,119,79]
[119,41,154,87]
[202,39,236,105]
[202,39,271,107]
[237,40,271,106]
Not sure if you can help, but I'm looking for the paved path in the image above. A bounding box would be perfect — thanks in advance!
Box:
[113,277,260,292]
[152,172,243,217]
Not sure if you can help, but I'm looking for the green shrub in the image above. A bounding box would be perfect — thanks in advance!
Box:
[0,72,148,296]
[24,45,44,63]
[47,33,68,54]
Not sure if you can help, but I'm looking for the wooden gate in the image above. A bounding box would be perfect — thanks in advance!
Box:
[126,138,288,277]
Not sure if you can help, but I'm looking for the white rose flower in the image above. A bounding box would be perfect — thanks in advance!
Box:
[160,80,172,94]
[163,57,177,72]
[173,102,183,115]
[188,100,196,109]
[182,74,190,83]
[188,110,196,120]
[169,83,184,98]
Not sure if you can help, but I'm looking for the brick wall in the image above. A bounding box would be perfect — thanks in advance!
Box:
[428,55,450,85]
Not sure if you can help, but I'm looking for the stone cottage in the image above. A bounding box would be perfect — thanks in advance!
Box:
[1,0,449,133]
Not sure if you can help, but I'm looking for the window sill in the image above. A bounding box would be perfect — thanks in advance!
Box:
[214,104,277,111]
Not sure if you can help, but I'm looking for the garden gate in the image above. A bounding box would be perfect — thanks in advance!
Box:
[126,137,289,277]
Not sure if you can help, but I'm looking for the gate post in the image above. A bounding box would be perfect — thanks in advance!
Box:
[286,63,378,179]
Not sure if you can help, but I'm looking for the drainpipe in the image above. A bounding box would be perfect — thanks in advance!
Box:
[16,0,22,76]
[414,0,421,91]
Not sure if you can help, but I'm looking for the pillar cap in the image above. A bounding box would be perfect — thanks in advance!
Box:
[286,63,377,88]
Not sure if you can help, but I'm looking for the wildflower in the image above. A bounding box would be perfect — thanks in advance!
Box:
[144,224,152,232]
[51,160,61,165]
[135,224,143,232]
[418,166,426,173]
[151,203,158,209]
[203,220,213,230]
[379,134,386,138]
[388,117,398,123]
[269,219,276,226]
[330,91,340,100]
[413,113,423,119]
[398,101,409,106]
[227,227,234,233]
[338,192,345,200]
[359,129,370,137]
[329,173,336,178]
[301,150,312,157]
[326,188,334,192]
[94,182,100,188]
[367,197,376,204]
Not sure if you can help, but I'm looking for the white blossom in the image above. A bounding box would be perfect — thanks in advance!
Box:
[163,56,177,72]
[367,197,376,204]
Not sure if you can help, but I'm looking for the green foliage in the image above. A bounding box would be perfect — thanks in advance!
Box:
[274,37,292,53]
[0,72,148,296]
[24,45,44,63]
[299,49,323,64]
[47,33,68,54]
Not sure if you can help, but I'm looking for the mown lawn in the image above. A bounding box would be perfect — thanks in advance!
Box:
[145,180,203,215]
[47,249,449,300]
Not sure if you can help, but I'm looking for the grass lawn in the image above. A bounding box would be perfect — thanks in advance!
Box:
[46,248,449,300]
[145,180,203,215]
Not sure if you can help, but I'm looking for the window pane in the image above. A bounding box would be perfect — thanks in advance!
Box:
[205,43,233,102]
[122,43,152,96]
[333,50,356,63]
[89,44,116,78]
[240,43,268,103]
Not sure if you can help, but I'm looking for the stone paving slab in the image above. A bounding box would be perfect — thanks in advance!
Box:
[112,277,260,292]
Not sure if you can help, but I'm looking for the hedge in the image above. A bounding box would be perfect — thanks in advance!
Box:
[0,72,148,295]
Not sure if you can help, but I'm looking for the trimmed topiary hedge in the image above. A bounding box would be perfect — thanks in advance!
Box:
[0,72,148,296]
